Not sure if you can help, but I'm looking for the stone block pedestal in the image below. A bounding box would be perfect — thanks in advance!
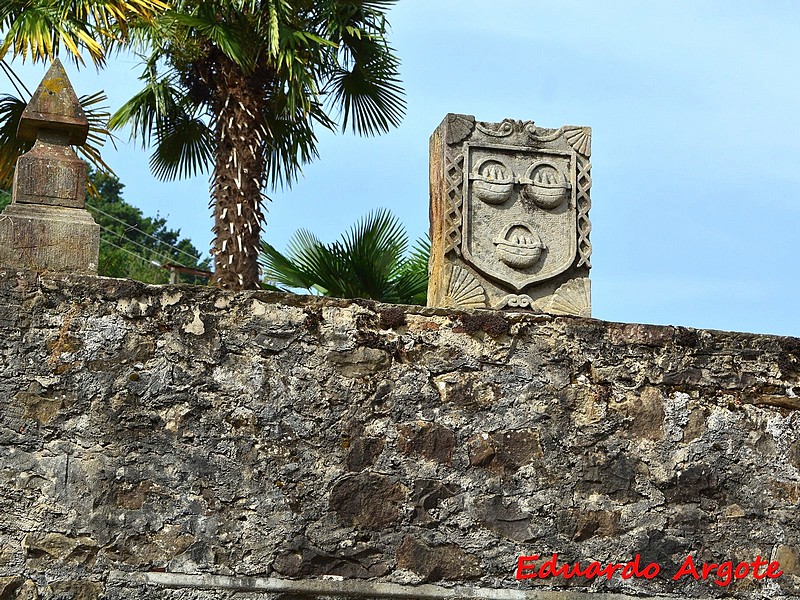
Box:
[0,58,100,275]
[0,203,99,274]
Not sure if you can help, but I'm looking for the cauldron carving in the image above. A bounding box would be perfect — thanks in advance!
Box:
[472,159,513,204]
[521,163,570,209]
[494,223,545,269]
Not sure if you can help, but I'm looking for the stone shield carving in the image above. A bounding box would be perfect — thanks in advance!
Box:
[462,144,577,292]
[428,114,592,316]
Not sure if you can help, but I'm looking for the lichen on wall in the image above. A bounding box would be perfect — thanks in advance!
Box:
[0,271,798,600]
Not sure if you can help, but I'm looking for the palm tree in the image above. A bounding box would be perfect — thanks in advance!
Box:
[260,208,428,305]
[109,0,406,290]
[0,0,169,190]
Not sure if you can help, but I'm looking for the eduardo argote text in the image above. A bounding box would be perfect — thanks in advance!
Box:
[516,553,783,587]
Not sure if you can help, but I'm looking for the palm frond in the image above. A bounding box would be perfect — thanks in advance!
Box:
[260,239,318,292]
[391,234,430,305]
[286,228,348,295]
[109,71,185,146]
[80,91,113,146]
[327,45,404,136]
[170,4,252,71]
[150,110,213,180]
[0,0,169,67]
[319,0,405,136]
[261,228,347,295]
[75,91,116,191]
[0,93,30,189]
[0,89,115,196]
[285,228,324,264]
[261,99,334,189]
[338,207,405,298]
[259,209,428,304]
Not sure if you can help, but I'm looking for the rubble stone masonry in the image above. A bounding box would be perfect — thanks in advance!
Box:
[0,271,798,600]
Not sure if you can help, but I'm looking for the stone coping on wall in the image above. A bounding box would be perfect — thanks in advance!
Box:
[0,270,799,600]
[106,570,694,599]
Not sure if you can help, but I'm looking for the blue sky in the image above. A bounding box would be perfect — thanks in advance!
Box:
[6,1,800,337]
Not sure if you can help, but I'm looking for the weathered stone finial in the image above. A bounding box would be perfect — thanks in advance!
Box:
[0,60,100,274]
[17,58,89,146]
[427,114,592,316]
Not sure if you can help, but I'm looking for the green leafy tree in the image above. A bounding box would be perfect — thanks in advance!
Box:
[0,171,209,283]
[260,208,428,305]
[109,0,406,290]
[87,170,209,283]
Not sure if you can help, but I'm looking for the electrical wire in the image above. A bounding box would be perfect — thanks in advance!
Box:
[99,236,164,269]
[90,202,203,265]
[100,236,210,283]
[97,223,187,268]
[0,62,206,272]
[87,203,203,266]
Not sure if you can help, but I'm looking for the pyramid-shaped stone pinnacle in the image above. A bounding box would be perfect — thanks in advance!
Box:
[17,59,89,146]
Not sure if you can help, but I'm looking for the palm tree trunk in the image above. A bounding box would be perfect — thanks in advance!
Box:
[210,69,266,290]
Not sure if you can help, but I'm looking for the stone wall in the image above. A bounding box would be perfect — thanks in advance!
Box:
[1,270,799,600]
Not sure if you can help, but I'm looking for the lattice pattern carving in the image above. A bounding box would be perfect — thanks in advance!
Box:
[429,114,592,317]
[444,151,464,255]
[576,155,592,268]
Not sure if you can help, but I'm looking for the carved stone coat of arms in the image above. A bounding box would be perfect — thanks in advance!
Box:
[427,114,592,316]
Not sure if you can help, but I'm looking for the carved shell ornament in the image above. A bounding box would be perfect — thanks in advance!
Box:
[527,125,591,157]
[521,163,570,209]
[494,223,546,269]
[446,114,476,145]
[549,278,591,317]
[471,158,514,204]
[444,266,487,309]
[562,126,591,156]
